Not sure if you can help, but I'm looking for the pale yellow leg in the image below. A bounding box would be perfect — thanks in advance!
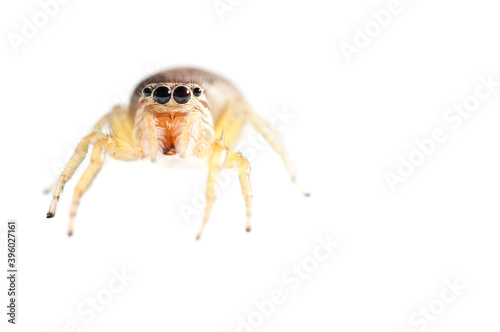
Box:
[68,136,142,235]
[196,139,229,240]
[225,152,253,232]
[213,99,246,149]
[47,106,136,218]
[196,147,254,239]
[92,105,136,144]
[245,108,309,196]
[47,132,106,218]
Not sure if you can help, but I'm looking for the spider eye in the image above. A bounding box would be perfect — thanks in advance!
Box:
[193,87,203,97]
[173,86,191,104]
[142,87,152,97]
[153,86,171,104]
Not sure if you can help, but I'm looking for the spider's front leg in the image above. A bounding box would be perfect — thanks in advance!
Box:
[196,140,253,240]
[196,139,229,240]
[47,106,135,217]
[47,132,106,218]
[67,136,142,235]
[47,106,151,235]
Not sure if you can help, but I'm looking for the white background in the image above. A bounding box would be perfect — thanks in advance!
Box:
[1,0,500,331]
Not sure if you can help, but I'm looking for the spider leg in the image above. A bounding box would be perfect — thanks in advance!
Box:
[195,148,253,239]
[244,107,309,196]
[225,152,253,232]
[92,105,136,144]
[47,132,106,218]
[195,104,253,239]
[47,106,135,218]
[194,100,257,239]
[196,139,229,240]
[68,136,142,235]
[213,99,246,149]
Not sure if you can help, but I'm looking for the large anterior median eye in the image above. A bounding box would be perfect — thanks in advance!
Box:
[173,86,191,104]
[153,86,171,104]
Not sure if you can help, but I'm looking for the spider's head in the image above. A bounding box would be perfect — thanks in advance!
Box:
[135,82,214,158]
[138,82,209,117]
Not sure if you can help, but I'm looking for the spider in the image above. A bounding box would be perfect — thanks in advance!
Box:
[46,68,308,239]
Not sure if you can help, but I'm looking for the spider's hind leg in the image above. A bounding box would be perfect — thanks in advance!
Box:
[244,106,309,196]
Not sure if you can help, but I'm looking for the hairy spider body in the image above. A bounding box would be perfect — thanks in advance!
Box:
[47,67,306,239]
